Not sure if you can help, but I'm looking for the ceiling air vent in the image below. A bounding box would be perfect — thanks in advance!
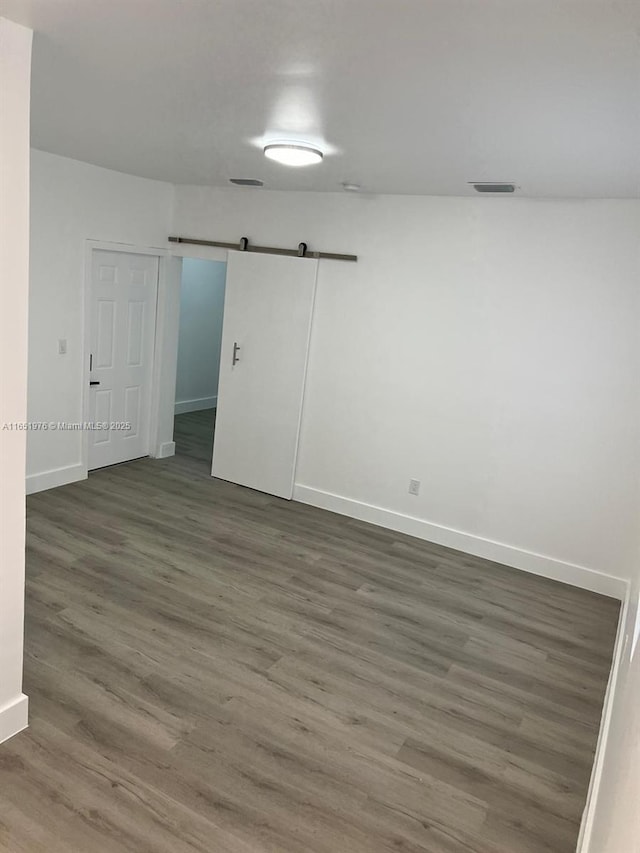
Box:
[229,178,264,187]
[471,182,516,193]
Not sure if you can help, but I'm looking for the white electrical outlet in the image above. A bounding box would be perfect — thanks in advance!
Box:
[58,338,67,355]
[408,479,420,496]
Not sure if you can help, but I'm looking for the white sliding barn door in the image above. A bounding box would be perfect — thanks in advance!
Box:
[88,250,158,470]
[212,252,318,499]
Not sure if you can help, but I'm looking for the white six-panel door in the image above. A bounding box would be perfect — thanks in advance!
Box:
[212,252,318,499]
[88,250,159,470]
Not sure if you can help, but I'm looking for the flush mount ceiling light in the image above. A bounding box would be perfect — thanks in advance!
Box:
[264,142,323,167]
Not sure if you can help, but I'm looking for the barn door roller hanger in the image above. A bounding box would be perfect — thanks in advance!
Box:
[168,235,357,262]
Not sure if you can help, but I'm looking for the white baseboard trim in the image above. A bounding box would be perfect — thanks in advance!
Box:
[154,441,175,459]
[0,693,28,745]
[174,396,217,415]
[292,485,627,600]
[26,463,86,495]
[576,582,631,852]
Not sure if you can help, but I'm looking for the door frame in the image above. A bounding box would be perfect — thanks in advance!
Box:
[81,240,169,475]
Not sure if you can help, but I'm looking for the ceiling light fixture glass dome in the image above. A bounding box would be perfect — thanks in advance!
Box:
[263,142,323,167]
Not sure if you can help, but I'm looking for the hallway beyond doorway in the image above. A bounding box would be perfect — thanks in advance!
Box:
[173,408,216,475]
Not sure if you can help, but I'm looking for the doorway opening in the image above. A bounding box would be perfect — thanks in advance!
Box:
[170,250,316,497]
[173,258,227,473]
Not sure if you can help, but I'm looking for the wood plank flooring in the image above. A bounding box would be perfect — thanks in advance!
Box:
[0,409,620,852]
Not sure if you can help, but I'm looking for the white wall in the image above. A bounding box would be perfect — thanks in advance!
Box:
[175,258,226,414]
[173,187,640,592]
[583,575,640,852]
[27,150,174,492]
[0,17,32,742]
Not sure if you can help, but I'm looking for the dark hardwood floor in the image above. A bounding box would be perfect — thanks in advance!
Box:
[0,409,620,852]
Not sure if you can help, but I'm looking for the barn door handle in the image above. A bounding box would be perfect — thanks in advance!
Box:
[232,342,241,366]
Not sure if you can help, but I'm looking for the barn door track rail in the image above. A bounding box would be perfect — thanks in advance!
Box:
[168,235,357,262]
